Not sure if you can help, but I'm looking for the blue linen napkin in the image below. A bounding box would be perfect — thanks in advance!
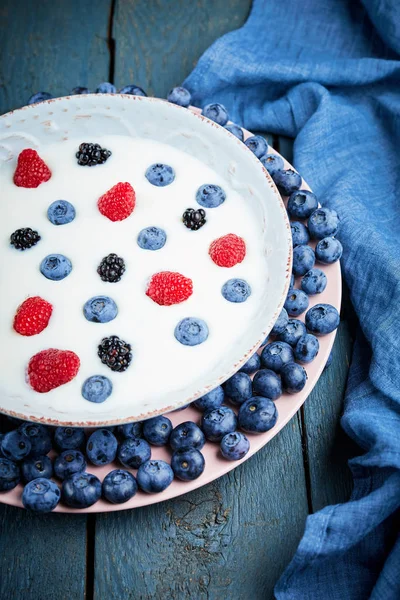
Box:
[184,1,400,598]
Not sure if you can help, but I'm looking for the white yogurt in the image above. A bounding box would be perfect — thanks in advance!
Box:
[0,135,267,420]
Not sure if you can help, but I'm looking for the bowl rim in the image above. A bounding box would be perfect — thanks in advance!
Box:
[0,95,292,426]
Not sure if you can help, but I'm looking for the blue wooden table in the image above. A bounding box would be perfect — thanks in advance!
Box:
[0,2,357,598]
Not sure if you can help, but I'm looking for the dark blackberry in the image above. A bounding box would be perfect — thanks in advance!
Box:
[97,253,126,283]
[10,227,41,250]
[98,335,132,372]
[76,142,111,166]
[182,208,206,231]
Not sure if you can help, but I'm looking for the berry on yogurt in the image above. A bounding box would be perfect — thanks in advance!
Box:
[47,200,76,225]
[196,184,226,208]
[145,163,175,187]
[98,182,135,221]
[83,296,118,323]
[40,254,72,281]
[82,375,113,403]
[209,233,246,267]
[221,278,252,303]
[13,149,51,188]
[174,317,209,346]
[137,226,167,250]
[28,349,80,393]
[146,271,193,306]
[13,296,53,336]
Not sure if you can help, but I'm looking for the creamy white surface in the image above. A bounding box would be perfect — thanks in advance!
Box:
[0,135,268,419]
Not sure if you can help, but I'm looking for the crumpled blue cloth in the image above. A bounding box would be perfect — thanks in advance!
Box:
[184,1,400,598]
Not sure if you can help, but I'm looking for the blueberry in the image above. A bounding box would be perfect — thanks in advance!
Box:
[220,431,250,461]
[292,245,315,276]
[47,200,76,225]
[240,353,261,374]
[171,448,205,481]
[167,86,191,107]
[1,430,31,461]
[287,190,318,219]
[223,372,252,406]
[281,362,307,393]
[284,289,309,316]
[260,153,284,176]
[118,438,151,469]
[324,352,333,370]
[308,208,340,240]
[22,478,60,513]
[201,407,237,442]
[82,375,113,403]
[142,416,172,446]
[174,317,209,346]
[119,84,147,96]
[201,103,229,126]
[54,427,85,452]
[294,333,320,363]
[221,279,251,303]
[305,304,340,335]
[62,472,102,508]
[260,341,294,373]
[290,274,295,289]
[0,458,20,491]
[96,82,117,94]
[102,469,138,504]
[28,92,53,104]
[145,163,175,187]
[71,86,90,95]
[290,221,310,247]
[271,307,289,335]
[194,386,224,411]
[22,455,53,482]
[83,296,118,323]
[315,237,343,264]
[117,422,143,439]
[86,429,118,465]
[169,422,205,452]
[137,459,174,493]
[273,169,302,196]
[244,135,268,158]
[252,369,282,400]
[40,254,72,281]
[224,123,244,141]
[301,268,327,295]
[278,318,307,346]
[18,423,52,456]
[54,450,86,480]
[196,184,226,208]
[238,397,278,433]
[137,226,167,251]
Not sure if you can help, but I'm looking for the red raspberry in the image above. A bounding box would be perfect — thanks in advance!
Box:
[146,271,193,306]
[13,149,52,188]
[98,182,136,222]
[209,234,246,267]
[28,349,80,393]
[14,296,53,336]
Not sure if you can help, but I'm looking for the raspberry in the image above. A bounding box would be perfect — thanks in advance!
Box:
[13,149,51,188]
[14,296,53,336]
[98,182,135,222]
[28,349,80,393]
[146,271,193,306]
[209,234,246,267]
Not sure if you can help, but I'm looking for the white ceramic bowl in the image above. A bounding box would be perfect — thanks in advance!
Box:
[0,95,291,426]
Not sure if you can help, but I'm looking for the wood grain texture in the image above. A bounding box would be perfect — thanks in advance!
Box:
[0,0,111,114]
[94,419,308,600]
[0,504,87,600]
[112,0,251,97]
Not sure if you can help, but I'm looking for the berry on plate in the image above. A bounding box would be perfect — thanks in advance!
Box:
[97,253,126,283]
[18,423,52,456]
[301,268,328,295]
[76,142,111,166]
[54,427,85,452]
[260,153,284,176]
[62,472,102,508]
[224,123,244,141]
[13,296,53,336]
[281,362,307,393]
[315,236,343,264]
[167,86,191,107]
[278,318,307,347]
[174,317,209,346]
[182,208,206,230]
[98,335,132,372]
[169,421,205,451]
[54,450,87,481]
[142,416,172,446]
[13,149,51,188]
[0,458,20,491]
[137,226,167,250]
[196,184,226,208]
[1,430,32,461]
[102,469,138,504]
[290,221,310,247]
[137,459,174,493]
[201,103,229,126]
[83,296,118,323]
[28,349,80,393]
[305,303,340,335]
[244,135,269,158]
[273,169,301,196]
[209,233,246,267]
[119,84,147,96]
[82,375,113,403]
[308,208,340,240]
[284,289,309,316]
[220,431,250,461]
[201,406,237,442]
[98,182,135,221]
[221,278,251,303]
[40,254,72,281]
[47,200,76,225]
[223,372,253,406]
[145,163,175,187]
[21,455,53,483]
[261,341,294,373]
[86,429,118,466]
[252,369,282,400]
[118,438,151,469]
[239,352,261,374]
[146,271,193,306]
[294,333,320,363]
[171,448,205,481]
[10,227,41,250]
[194,386,225,411]
[287,190,318,219]
[22,478,60,513]
[238,397,278,433]
[292,245,315,276]
[271,307,289,336]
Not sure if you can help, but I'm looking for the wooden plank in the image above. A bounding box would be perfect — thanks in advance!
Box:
[112,0,252,97]
[94,419,308,600]
[0,504,88,600]
[0,0,112,114]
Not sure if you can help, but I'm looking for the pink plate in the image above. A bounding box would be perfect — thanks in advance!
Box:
[0,111,340,512]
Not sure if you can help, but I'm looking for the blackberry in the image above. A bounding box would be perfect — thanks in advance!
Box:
[97,253,126,283]
[98,335,132,372]
[182,208,206,231]
[10,227,41,250]
[76,142,111,166]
